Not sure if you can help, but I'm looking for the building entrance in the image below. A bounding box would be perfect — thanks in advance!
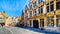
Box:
[33,20,39,28]
[40,19,44,27]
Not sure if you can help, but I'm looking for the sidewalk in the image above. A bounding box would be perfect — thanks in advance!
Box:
[20,27,60,34]
[44,27,60,32]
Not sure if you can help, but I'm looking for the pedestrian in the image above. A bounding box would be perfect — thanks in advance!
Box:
[1,24,3,27]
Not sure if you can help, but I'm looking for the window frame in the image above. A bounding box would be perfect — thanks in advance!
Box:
[33,1,36,7]
[47,16,54,27]
[34,9,36,16]
[56,15,60,27]
[29,5,32,9]
[46,1,54,12]
[56,1,60,10]
[30,12,32,17]
[38,6,43,14]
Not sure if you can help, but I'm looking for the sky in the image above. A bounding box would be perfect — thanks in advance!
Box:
[0,0,29,17]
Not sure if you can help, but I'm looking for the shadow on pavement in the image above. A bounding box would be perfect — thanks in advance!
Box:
[19,26,60,34]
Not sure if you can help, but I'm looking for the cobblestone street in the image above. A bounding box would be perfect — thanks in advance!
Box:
[0,27,12,34]
[4,26,45,34]
[1,26,60,34]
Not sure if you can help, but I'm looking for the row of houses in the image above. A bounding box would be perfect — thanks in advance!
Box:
[0,11,21,26]
[21,0,60,29]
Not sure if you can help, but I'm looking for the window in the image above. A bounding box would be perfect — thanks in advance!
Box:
[56,15,60,27]
[46,1,54,12]
[28,13,29,18]
[30,20,32,26]
[50,4,54,11]
[47,6,49,12]
[41,6,43,13]
[40,19,44,27]
[33,1,36,7]
[38,7,40,14]
[38,0,42,4]
[30,5,32,9]
[34,10,36,16]
[25,14,27,19]
[50,1,54,4]
[30,12,32,17]
[56,1,60,10]
[38,6,43,14]
[47,17,54,27]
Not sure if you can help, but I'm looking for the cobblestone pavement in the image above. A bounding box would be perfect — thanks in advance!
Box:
[0,27,12,34]
[1,26,60,34]
[4,26,45,34]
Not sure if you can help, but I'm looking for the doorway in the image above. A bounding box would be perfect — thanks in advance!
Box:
[40,19,44,27]
[33,20,39,28]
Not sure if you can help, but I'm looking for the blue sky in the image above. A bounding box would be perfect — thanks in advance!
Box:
[0,0,29,17]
